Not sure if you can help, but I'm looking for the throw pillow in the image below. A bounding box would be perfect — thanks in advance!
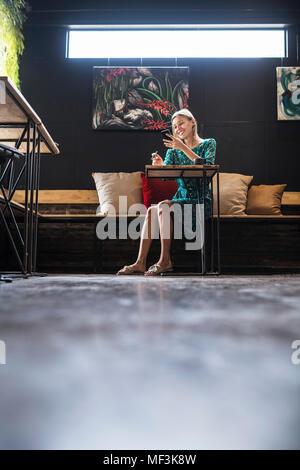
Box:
[212,172,253,215]
[92,171,143,215]
[246,184,287,215]
[141,174,178,208]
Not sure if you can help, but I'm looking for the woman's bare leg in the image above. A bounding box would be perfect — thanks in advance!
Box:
[144,201,173,274]
[157,201,173,268]
[136,205,159,267]
[117,205,159,274]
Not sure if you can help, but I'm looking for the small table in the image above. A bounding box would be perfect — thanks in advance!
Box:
[0,76,59,280]
[145,164,221,275]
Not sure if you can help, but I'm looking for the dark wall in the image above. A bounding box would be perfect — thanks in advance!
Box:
[20,1,300,190]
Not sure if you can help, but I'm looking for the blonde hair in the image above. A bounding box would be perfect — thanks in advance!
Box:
[171,109,199,141]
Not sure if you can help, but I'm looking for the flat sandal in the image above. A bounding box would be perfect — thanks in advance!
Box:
[144,264,174,276]
[116,265,145,275]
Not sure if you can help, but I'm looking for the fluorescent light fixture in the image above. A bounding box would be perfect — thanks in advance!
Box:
[69,24,287,30]
[67,27,286,58]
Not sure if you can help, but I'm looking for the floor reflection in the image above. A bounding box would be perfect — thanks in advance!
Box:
[0,274,299,449]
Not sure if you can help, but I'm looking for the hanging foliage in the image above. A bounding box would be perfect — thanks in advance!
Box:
[0,0,27,89]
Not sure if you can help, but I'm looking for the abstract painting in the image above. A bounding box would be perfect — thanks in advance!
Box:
[277,67,300,120]
[92,66,189,130]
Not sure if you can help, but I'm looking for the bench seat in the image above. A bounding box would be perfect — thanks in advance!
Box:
[1,189,300,274]
[10,189,300,216]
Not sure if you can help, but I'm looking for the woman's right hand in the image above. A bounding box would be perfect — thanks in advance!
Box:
[151,153,164,165]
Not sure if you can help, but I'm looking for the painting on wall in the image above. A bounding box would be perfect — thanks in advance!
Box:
[277,67,300,120]
[92,66,189,130]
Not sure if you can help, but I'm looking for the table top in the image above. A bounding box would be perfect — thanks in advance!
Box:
[145,164,220,178]
[0,77,59,155]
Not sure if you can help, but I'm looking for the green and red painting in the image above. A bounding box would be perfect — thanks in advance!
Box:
[92,66,189,130]
[277,67,300,120]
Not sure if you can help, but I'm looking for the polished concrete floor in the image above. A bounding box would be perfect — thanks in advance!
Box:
[0,273,300,450]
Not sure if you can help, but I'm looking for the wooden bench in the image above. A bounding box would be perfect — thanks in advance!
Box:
[10,189,300,215]
[2,189,300,274]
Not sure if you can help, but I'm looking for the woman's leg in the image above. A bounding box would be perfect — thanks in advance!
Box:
[117,205,159,273]
[145,201,173,272]
[136,205,159,267]
[157,201,173,267]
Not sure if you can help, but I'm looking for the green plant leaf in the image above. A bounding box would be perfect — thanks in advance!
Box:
[171,79,184,105]
[136,87,162,101]
[142,76,163,96]
[0,0,27,89]
[165,72,172,102]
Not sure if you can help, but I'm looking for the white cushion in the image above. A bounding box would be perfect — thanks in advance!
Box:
[92,171,143,215]
[212,172,253,215]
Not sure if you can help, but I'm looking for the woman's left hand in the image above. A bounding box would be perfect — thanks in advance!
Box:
[163,133,185,151]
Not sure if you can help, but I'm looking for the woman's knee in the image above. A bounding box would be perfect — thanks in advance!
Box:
[157,200,172,216]
[146,205,158,218]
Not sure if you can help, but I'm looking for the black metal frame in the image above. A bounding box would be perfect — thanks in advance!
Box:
[193,168,221,275]
[0,149,22,262]
[0,87,46,281]
[0,145,26,281]
[146,166,221,276]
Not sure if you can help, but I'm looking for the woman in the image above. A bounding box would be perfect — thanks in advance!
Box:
[117,108,216,276]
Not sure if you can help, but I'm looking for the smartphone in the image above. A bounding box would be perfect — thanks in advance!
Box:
[193,157,206,165]
[161,129,173,140]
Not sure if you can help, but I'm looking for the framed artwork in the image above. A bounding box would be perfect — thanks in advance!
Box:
[277,67,300,120]
[92,66,189,130]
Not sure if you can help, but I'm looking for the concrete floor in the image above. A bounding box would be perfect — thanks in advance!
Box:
[0,273,300,450]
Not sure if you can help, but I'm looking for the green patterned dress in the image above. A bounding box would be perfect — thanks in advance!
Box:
[163,138,217,231]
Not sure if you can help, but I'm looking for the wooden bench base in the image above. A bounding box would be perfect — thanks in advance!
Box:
[1,189,300,274]
[2,215,300,274]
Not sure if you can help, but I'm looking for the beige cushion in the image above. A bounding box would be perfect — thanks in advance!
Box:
[212,172,253,215]
[246,184,287,215]
[92,171,143,215]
